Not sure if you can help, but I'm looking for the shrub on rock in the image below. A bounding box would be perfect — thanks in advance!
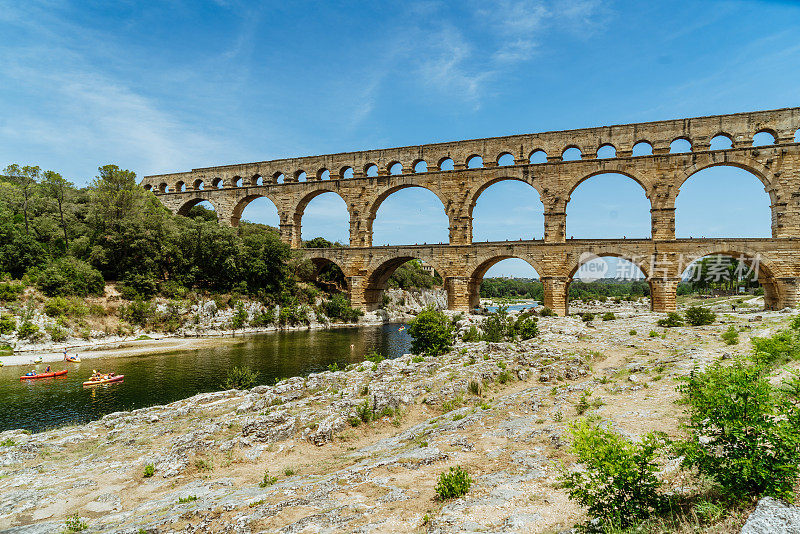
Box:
[408,307,454,356]
[685,306,715,326]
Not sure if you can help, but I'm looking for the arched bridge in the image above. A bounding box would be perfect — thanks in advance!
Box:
[143,107,800,315]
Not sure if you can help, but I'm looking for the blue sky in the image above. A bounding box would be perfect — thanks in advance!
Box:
[1,0,797,277]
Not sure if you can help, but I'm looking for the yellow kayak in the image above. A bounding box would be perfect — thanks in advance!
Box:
[66,357,81,363]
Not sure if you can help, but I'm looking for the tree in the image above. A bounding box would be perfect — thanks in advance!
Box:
[42,170,72,249]
[407,307,454,356]
[4,164,40,235]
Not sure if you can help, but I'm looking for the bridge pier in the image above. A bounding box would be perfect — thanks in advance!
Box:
[445,276,472,312]
[543,212,566,243]
[649,277,680,312]
[651,208,676,240]
[541,276,569,316]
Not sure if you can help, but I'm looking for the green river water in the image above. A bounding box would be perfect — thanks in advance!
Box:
[0,324,411,433]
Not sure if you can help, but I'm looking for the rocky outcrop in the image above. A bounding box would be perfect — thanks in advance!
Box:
[740,497,800,534]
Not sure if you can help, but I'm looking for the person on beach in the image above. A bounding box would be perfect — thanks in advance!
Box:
[45,366,51,373]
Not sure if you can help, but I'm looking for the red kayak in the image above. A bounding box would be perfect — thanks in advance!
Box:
[20,370,68,380]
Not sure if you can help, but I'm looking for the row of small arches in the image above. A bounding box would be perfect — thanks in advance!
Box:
[146,129,798,193]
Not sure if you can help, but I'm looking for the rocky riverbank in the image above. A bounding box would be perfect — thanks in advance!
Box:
[0,304,794,533]
[0,288,448,366]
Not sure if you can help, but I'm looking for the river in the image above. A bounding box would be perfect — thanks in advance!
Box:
[0,324,412,433]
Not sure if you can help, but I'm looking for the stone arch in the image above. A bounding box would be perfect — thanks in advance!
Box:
[340,166,353,179]
[753,130,777,146]
[291,189,350,245]
[559,250,652,314]
[369,184,449,222]
[565,171,652,239]
[211,177,223,189]
[176,197,222,219]
[466,154,484,168]
[670,137,692,153]
[143,184,152,191]
[468,176,544,219]
[317,168,330,181]
[250,174,262,186]
[412,159,427,173]
[597,144,616,158]
[231,194,281,227]
[465,254,544,309]
[362,255,447,310]
[566,170,650,201]
[675,158,777,202]
[304,256,350,292]
[496,152,515,166]
[175,180,186,192]
[679,248,782,309]
[632,141,653,156]
[364,163,379,177]
[562,146,582,161]
[368,184,450,245]
[529,149,548,164]
[233,176,243,187]
[710,132,734,149]
[388,161,403,175]
[438,157,455,171]
[193,178,205,190]
[273,172,285,184]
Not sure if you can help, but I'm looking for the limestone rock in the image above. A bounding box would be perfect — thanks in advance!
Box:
[740,497,800,534]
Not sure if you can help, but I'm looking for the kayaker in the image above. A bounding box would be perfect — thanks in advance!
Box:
[45,365,51,373]
[25,370,35,377]
[63,350,67,361]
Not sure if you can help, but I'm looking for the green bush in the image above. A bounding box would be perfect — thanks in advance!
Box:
[44,296,87,318]
[0,281,23,302]
[36,257,104,297]
[229,303,248,330]
[677,359,800,501]
[259,472,278,487]
[250,308,275,327]
[0,314,16,335]
[538,306,556,317]
[120,298,156,327]
[685,306,716,326]
[119,272,157,299]
[581,312,595,323]
[648,330,659,338]
[46,324,69,342]
[17,321,40,341]
[435,466,472,500]
[657,312,684,327]
[278,305,310,326]
[323,293,363,323]
[63,514,88,532]
[222,366,259,390]
[461,325,480,342]
[602,312,616,321]
[721,325,739,345]
[751,330,800,366]
[515,315,539,340]
[143,464,155,478]
[482,306,514,342]
[408,307,454,356]
[560,419,667,528]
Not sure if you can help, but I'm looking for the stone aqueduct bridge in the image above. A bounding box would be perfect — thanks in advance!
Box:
[143,107,800,316]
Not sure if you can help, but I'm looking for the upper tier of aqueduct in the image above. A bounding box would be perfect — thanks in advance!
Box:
[142,107,800,316]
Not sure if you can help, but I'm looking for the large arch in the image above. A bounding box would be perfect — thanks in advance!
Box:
[678,249,781,310]
[675,164,773,238]
[370,185,449,246]
[558,252,651,315]
[565,172,651,239]
[467,255,544,310]
[469,177,545,241]
[231,194,281,228]
[362,255,446,310]
[302,257,349,293]
[293,189,351,245]
[176,198,222,221]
